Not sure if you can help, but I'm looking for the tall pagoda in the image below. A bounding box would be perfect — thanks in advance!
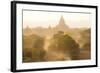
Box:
[55,16,69,31]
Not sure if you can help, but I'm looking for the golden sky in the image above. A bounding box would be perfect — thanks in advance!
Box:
[23,10,91,28]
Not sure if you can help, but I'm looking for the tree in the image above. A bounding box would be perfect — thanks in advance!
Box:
[23,34,46,62]
[79,29,91,48]
[31,34,46,62]
[79,29,91,59]
[48,31,80,60]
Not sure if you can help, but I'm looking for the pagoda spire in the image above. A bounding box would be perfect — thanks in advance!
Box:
[57,15,68,28]
[59,15,65,25]
[48,25,51,29]
[25,25,30,30]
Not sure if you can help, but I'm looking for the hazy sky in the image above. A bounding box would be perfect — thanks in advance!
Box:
[23,10,91,28]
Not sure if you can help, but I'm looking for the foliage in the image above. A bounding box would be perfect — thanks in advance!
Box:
[79,29,91,59]
[23,34,46,62]
[79,29,91,47]
[48,31,80,60]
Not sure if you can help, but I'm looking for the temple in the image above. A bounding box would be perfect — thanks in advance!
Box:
[23,16,69,37]
[55,15,69,30]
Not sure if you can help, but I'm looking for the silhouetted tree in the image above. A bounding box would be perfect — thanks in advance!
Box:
[23,34,46,62]
[79,29,91,59]
[79,29,91,48]
[48,31,80,60]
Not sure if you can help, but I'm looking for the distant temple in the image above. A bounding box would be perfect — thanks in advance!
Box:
[55,15,69,31]
[23,16,69,37]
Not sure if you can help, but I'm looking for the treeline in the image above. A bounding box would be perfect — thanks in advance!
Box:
[23,29,91,62]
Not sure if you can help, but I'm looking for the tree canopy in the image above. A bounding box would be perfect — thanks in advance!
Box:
[48,31,80,60]
[23,34,46,62]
